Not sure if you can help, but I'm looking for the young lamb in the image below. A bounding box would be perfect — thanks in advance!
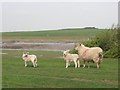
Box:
[63,50,80,68]
[22,52,37,67]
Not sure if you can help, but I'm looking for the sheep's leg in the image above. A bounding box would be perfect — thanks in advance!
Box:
[34,61,37,67]
[35,63,37,67]
[68,62,70,66]
[25,61,27,67]
[94,58,100,69]
[87,61,90,68]
[74,60,77,68]
[35,60,37,67]
[35,58,37,67]
[83,60,86,68]
[77,60,80,68]
[96,63,99,69]
[65,61,69,68]
[32,61,36,67]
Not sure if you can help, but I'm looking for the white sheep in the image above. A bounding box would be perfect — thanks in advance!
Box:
[63,50,80,68]
[75,43,103,68]
[22,52,37,67]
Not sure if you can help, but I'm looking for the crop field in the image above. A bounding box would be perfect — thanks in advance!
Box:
[2,50,118,88]
[1,29,118,88]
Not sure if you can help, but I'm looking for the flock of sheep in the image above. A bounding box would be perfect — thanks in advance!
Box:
[22,43,103,69]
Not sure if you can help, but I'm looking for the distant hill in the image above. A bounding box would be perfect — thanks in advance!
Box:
[2,28,106,43]
[60,27,98,30]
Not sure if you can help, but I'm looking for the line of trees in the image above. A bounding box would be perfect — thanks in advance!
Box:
[83,27,98,29]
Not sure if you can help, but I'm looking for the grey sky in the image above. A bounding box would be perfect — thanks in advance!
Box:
[0,3,2,32]
[118,1,120,27]
[1,2,118,32]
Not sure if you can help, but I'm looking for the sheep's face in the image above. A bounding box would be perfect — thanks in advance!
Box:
[22,53,28,58]
[63,50,70,57]
[75,43,84,50]
[75,46,79,50]
[63,51,67,57]
[63,50,68,57]
[75,43,80,50]
[80,44,85,47]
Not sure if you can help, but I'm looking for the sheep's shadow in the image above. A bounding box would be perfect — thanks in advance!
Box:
[25,65,39,68]
[67,64,98,69]
[80,65,99,69]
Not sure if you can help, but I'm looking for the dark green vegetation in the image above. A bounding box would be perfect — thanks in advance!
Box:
[2,29,105,42]
[2,50,118,88]
[84,28,119,58]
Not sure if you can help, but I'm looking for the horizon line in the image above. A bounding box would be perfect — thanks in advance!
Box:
[1,27,110,32]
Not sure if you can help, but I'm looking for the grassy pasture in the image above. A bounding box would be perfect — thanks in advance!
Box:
[2,50,118,88]
[2,29,118,88]
[2,29,105,42]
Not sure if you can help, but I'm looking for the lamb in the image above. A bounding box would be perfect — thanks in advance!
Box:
[75,43,103,68]
[63,50,80,68]
[22,52,37,67]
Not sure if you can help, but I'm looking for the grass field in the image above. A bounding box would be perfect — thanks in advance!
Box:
[2,29,105,42]
[2,50,118,88]
[2,29,118,88]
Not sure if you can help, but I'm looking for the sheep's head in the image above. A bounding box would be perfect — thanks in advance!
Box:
[75,46,78,50]
[75,44,79,50]
[75,43,84,50]
[22,52,29,58]
[63,50,70,57]
[80,43,85,47]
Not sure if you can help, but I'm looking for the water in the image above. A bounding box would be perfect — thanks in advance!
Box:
[1,42,76,52]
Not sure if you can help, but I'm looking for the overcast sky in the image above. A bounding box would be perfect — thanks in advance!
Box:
[1,1,118,32]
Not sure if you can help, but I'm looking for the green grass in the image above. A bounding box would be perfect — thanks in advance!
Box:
[2,50,118,88]
[2,29,105,42]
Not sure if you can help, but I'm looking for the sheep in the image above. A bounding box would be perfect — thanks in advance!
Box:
[22,52,37,67]
[75,43,103,69]
[63,50,80,68]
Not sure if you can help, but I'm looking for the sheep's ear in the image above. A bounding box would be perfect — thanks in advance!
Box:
[80,43,85,47]
[79,43,82,46]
